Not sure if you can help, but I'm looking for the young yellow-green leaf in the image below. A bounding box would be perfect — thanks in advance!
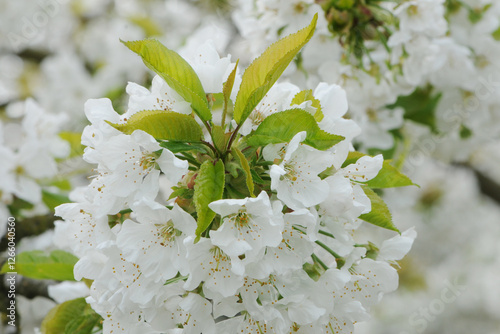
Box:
[122,39,211,121]
[0,250,78,281]
[41,298,101,334]
[246,108,344,150]
[341,151,365,168]
[233,14,318,125]
[232,147,255,197]
[291,89,323,122]
[342,151,415,188]
[212,125,227,153]
[367,161,415,188]
[194,160,225,239]
[359,187,400,233]
[223,61,238,103]
[107,110,203,142]
[222,60,239,127]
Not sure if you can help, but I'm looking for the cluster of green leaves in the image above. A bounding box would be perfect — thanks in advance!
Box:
[107,12,415,237]
[108,13,333,240]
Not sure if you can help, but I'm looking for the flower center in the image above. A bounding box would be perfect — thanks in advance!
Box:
[228,208,251,228]
[139,153,157,171]
[14,165,25,176]
[209,246,230,270]
[157,220,178,244]
[283,163,298,182]
[250,109,266,125]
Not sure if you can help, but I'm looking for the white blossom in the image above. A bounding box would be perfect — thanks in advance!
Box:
[266,131,334,210]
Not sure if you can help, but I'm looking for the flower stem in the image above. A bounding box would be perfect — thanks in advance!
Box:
[315,240,342,259]
[318,229,335,239]
[163,275,188,286]
[226,123,241,151]
[178,152,201,167]
[200,140,218,157]
[311,253,328,270]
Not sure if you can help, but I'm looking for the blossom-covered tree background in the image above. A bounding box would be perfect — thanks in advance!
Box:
[1,0,500,333]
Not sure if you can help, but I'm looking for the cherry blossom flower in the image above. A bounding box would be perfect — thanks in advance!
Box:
[265,131,335,210]
[209,191,284,270]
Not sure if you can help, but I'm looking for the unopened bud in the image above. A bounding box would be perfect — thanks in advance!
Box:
[362,24,378,40]
[328,8,352,32]
[334,0,355,10]
[315,0,331,11]
[187,173,198,189]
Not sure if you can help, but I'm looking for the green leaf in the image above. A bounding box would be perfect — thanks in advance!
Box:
[459,124,473,139]
[359,187,399,233]
[387,85,441,133]
[232,147,255,197]
[366,162,414,188]
[122,39,211,121]
[223,61,238,102]
[64,313,102,334]
[342,151,414,188]
[341,151,366,168]
[209,92,225,110]
[468,9,483,24]
[7,196,34,216]
[233,14,318,125]
[107,110,203,142]
[222,60,239,127]
[226,161,241,178]
[1,250,78,281]
[159,141,208,154]
[212,125,227,153]
[246,108,344,150]
[49,179,72,191]
[291,89,323,122]
[42,190,70,211]
[193,160,225,239]
[59,132,84,158]
[168,186,193,201]
[492,26,500,41]
[41,298,101,334]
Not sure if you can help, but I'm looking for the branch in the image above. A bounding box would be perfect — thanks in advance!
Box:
[0,214,57,252]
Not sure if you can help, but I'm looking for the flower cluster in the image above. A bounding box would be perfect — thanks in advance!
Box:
[54,19,415,333]
[0,99,70,235]
[231,0,500,159]
[2,1,500,333]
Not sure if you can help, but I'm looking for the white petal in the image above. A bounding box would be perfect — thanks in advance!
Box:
[378,227,417,261]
